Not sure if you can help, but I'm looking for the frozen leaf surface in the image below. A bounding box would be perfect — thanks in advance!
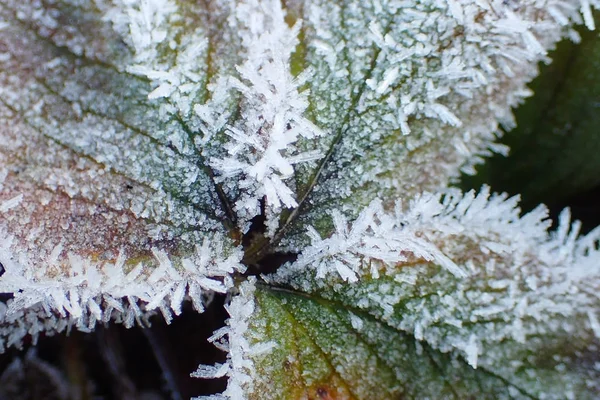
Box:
[0,0,599,399]
[0,0,246,349]
[246,287,553,399]
[252,189,600,399]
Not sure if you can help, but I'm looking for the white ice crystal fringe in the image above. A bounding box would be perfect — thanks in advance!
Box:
[192,278,275,400]
[361,0,600,139]
[273,191,471,284]
[274,187,600,371]
[0,233,244,351]
[198,0,327,233]
[396,192,600,370]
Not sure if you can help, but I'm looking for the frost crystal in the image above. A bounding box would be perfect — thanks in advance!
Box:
[107,0,179,66]
[273,198,467,284]
[198,0,327,233]
[192,279,275,400]
[0,231,244,351]
[107,0,209,113]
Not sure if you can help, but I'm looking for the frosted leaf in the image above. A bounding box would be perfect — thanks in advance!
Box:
[243,286,525,399]
[0,0,599,399]
[0,0,240,244]
[0,1,250,349]
[266,187,600,398]
[276,0,600,250]
[0,230,244,349]
[0,0,249,356]
[105,0,220,116]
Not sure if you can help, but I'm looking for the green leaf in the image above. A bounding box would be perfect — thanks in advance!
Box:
[250,286,514,400]
[241,189,600,400]
[248,282,600,399]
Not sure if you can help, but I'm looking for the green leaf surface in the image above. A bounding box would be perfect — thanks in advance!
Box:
[250,286,507,400]
[250,283,599,400]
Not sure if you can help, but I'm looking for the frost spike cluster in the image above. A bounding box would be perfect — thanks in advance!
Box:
[198,0,327,233]
[0,232,244,352]
[191,279,274,400]
[273,198,468,284]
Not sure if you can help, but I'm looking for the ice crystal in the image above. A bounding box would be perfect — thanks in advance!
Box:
[0,230,243,352]
[198,0,327,233]
[272,197,467,283]
[191,279,275,400]
[0,0,599,399]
